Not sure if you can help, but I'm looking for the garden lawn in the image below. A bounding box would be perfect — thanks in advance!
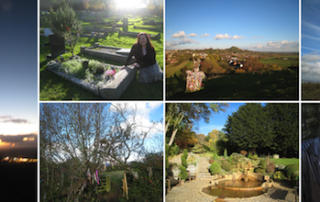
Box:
[271,158,299,166]
[40,16,163,100]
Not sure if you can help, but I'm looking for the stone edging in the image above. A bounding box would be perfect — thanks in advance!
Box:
[47,64,136,99]
[198,175,269,201]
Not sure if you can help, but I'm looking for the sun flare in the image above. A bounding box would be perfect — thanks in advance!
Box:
[113,0,146,9]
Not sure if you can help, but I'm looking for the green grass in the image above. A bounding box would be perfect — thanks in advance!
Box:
[271,158,299,166]
[166,60,193,77]
[259,57,298,68]
[40,15,163,100]
[167,69,298,100]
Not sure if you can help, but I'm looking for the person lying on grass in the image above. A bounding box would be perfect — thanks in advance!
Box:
[123,32,163,83]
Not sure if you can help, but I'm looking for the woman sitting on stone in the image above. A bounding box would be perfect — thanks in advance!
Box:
[123,32,163,83]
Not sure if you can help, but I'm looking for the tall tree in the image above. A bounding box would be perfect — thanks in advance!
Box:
[40,103,161,201]
[223,103,273,154]
[165,103,228,146]
[265,103,299,156]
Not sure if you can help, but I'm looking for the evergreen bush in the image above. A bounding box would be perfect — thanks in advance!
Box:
[209,161,221,175]
[181,156,188,168]
[284,164,299,180]
[221,160,231,171]
[192,144,205,153]
[251,155,259,160]
[258,159,266,170]
[224,149,228,158]
[179,166,188,180]
[47,1,82,56]
[183,149,188,159]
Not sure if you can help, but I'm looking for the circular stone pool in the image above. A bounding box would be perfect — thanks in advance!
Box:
[202,180,266,198]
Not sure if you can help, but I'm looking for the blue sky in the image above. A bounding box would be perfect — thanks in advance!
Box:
[193,103,265,136]
[166,0,299,52]
[301,0,320,82]
[0,0,37,137]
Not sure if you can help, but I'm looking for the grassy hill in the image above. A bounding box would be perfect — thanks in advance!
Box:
[167,70,298,100]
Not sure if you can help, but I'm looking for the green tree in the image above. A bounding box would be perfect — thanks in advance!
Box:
[47,1,82,56]
[166,103,228,146]
[223,103,273,154]
[265,103,299,157]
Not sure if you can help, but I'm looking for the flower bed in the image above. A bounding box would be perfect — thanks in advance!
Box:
[46,56,136,99]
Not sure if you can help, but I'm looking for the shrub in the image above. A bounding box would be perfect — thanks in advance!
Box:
[169,144,180,156]
[210,161,221,175]
[254,167,265,174]
[221,160,231,171]
[183,149,188,160]
[181,156,188,168]
[224,149,228,158]
[240,150,247,157]
[266,161,275,174]
[258,159,266,170]
[192,144,205,153]
[179,166,188,180]
[273,171,286,180]
[284,164,299,181]
[213,150,219,160]
[251,155,259,160]
[47,1,82,56]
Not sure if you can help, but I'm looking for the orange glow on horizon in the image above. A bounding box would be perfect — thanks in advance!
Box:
[0,139,10,146]
[23,137,35,141]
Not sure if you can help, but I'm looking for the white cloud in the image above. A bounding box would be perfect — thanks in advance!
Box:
[171,31,187,38]
[251,36,263,39]
[188,33,198,37]
[302,34,320,41]
[243,40,298,52]
[110,103,163,139]
[302,52,320,82]
[214,33,245,40]
[303,21,320,33]
[166,38,199,49]
[200,33,210,37]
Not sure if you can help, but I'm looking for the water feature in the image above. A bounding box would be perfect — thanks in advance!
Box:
[202,180,266,198]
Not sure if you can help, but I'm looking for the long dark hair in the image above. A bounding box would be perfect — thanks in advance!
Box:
[136,32,154,51]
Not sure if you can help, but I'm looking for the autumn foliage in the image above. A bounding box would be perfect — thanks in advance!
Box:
[243,57,265,72]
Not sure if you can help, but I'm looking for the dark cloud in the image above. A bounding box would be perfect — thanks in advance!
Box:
[1,118,29,123]
[0,0,13,13]
[0,134,37,148]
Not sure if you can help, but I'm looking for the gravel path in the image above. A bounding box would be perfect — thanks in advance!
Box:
[166,180,298,202]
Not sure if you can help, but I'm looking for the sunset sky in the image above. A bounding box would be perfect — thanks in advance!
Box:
[0,0,37,150]
[166,0,299,52]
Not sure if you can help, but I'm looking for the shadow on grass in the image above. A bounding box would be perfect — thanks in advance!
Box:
[167,70,298,100]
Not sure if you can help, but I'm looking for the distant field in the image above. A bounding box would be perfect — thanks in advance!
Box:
[259,57,298,68]
[166,60,193,78]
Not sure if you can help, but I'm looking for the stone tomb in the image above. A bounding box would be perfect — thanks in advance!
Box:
[47,34,65,59]
[118,30,161,40]
[46,60,137,100]
[80,43,135,65]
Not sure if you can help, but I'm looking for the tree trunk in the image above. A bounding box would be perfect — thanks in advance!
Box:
[168,128,178,146]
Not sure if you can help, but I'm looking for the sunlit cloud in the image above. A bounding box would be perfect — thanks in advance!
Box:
[214,33,245,40]
[188,33,198,37]
[0,122,37,135]
[201,33,210,37]
[171,31,187,38]
[23,137,35,142]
